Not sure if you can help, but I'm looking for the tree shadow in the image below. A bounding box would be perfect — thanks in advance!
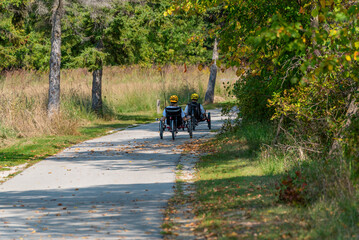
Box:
[0,183,172,239]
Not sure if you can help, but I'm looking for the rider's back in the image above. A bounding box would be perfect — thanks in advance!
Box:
[187,102,201,119]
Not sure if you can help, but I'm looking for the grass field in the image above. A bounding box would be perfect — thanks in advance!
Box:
[0,65,236,171]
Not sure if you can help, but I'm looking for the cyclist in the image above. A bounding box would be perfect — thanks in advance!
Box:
[161,95,187,124]
[184,93,206,120]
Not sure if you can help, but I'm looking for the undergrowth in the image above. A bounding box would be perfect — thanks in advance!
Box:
[193,120,359,239]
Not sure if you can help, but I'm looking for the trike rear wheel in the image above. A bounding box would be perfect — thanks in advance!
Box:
[187,120,193,138]
[159,120,164,139]
[170,120,175,140]
[207,112,211,129]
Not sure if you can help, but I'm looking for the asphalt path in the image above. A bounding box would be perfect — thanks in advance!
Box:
[0,109,224,239]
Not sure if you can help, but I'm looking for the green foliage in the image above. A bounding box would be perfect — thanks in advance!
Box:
[105,0,211,65]
[0,0,51,71]
[69,47,108,71]
[232,75,277,122]
[174,0,359,203]
[0,0,212,71]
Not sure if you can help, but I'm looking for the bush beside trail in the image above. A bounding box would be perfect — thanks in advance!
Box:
[180,121,358,239]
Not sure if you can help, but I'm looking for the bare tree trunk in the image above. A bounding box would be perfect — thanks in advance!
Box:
[204,38,218,104]
[48,0,63,117]
[92,40,104,115]
[92,68,103,114]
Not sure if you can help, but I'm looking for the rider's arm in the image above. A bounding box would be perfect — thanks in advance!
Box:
[184,105,188,115]
[181,109,185,118]
[200,104,206,115]
[162,108,167,117]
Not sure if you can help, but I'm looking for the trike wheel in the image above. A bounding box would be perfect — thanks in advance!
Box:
[187,120,193,138]
[207,112,211,129]
[170,120,176,140]
[159,120,164,139]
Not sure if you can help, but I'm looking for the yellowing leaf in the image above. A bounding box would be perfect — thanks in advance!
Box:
[227,232,239,237]
[354,51,359,60]
[236,68,245,76]
[355,42,359,49]
[346,55,352,61]
[299,6,305,14]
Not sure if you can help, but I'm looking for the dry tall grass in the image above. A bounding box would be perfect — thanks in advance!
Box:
[0,65,237,138]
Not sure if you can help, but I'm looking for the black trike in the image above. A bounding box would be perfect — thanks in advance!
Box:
[187,103,211,131]
[159,107,192,140]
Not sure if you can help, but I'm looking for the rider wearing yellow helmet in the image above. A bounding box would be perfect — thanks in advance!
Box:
[190,93,199,101]
[184,93,206,120]
[161,95,186,122]
[169,95,178,103]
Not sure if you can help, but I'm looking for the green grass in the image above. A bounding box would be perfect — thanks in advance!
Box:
[0,112,156,172]
[192,122,359,239]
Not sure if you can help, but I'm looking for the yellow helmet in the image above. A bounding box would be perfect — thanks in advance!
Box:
[170,95,178,103]
[191,93,199,100]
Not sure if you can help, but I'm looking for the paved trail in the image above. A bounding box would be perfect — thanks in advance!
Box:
[0,110,224,239]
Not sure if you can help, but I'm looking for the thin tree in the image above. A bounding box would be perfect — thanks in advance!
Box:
[92,39,104,114]
[77,0,112,115]
[204,37,218,104]
[48,0,63,117]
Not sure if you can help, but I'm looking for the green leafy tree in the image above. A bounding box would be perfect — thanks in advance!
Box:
[173,0,359,186]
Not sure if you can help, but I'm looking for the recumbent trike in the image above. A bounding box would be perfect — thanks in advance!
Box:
[159,107,192,140]
[187,102,211,131]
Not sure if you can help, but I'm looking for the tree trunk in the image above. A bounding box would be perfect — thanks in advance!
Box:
[205,38,218,104]
[92,68,103,115]
[92,40,104,115]
[48,0,63,117]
